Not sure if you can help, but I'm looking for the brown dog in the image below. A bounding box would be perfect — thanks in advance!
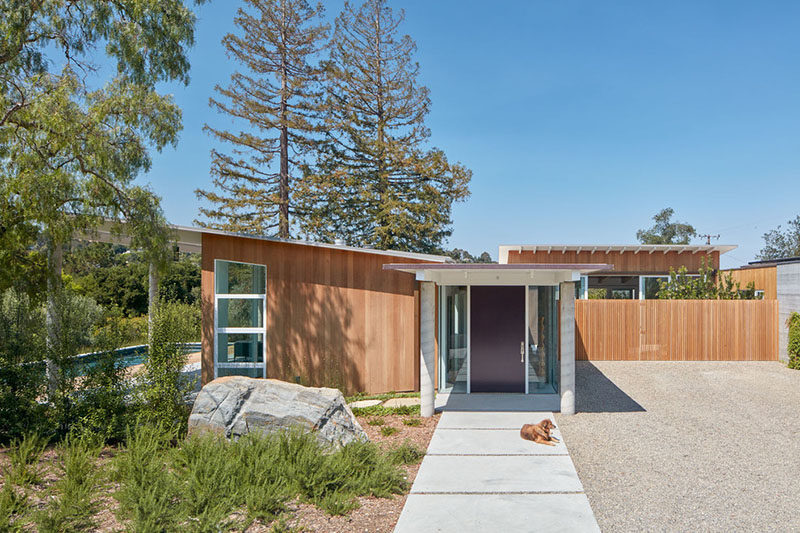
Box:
[520,419,559,446]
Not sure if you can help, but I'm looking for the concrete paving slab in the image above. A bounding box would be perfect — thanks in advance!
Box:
[348,399,382,408]
[411,455,584,493]
[427,428,567,455]
[394,493,600,533]
[436,392,560,412]
[437,410,554,429]
[383,397,420,407]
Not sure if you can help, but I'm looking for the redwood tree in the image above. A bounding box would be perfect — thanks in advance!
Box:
[298,0,471,253]
[196,0,328,238]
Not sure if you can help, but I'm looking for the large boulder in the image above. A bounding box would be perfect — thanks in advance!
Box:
[188,376,367,446]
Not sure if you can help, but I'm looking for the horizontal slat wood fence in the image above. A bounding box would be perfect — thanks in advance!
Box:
[575,300,779,361]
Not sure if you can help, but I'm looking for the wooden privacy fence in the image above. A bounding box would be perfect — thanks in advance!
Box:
[575,300,779,361]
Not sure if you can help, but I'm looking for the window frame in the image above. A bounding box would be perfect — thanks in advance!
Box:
[213,259,267,378]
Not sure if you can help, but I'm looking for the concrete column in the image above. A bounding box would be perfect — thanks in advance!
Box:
[148,262,159,344]
[560,281,576,415]
[420,281,436,417]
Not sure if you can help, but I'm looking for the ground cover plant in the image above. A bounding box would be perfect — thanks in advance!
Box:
[0,411,436,532]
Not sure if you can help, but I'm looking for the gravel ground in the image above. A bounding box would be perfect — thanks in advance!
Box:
[554,361,800,533]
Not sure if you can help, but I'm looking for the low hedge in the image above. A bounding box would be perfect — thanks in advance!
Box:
[789,312,800,370]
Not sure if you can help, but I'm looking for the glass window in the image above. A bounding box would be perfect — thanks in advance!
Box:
[642,276,668,299]
[528,286,558,394]
[215,260,266,294]
[217,333,264,364]
[214,260,267,379]
[440,286,468,393]
[218,298,263,329]
[217,367,265,379]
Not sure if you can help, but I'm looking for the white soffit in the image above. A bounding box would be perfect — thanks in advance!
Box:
[383,263,612,286]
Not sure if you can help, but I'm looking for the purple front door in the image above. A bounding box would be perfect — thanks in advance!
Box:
[470,286,526,393]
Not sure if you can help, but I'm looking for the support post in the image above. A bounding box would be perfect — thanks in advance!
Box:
[559,281,576,415]
[148,261,159,344]
[420,281,436,417]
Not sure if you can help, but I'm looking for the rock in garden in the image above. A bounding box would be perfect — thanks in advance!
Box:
[188,376,367,446]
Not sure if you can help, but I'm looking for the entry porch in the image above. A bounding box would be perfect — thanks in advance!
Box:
[383,263,612,416]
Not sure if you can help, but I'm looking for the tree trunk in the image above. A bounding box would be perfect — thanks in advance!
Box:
[278,8,290,239]
[148,261,159,345]
[46,237,62,399]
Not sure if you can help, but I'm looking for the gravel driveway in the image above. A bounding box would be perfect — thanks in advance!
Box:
[554,361,800,532]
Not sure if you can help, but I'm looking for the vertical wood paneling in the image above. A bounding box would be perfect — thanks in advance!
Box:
[508,249,720,273]
[575,300,778,361]
[200,233,433,394]
[720,266,777,300]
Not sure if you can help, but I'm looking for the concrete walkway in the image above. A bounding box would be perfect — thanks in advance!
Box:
[394,396,600,533]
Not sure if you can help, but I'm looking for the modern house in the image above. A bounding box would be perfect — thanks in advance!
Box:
[90,224,787,416]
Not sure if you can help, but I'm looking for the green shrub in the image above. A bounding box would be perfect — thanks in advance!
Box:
[379,426,398,437]
[36,435,101,533]
[387,442,425,465]
[789,312,800,370]
[0,483,28,532]
[367,418,385,426]
[0,289,48,443]
[402,417,421,427]
[138,301,199,432]
[113,423,181,532]
[5,433,47,487]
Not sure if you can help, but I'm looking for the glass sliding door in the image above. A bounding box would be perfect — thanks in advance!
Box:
[440,286,467,393]
[527,286,558,394]
[214,260,267,379]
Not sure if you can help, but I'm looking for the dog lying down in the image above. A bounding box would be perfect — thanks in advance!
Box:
[520,419,560,446]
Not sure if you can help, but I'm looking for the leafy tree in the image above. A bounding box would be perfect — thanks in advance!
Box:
[636,208,697,245]
[1,0,204,299]
[657,258,757,300]
[298,0,472,253]
[444,248,494,263]
[757,215,800,260]
[196,0,329,238]
[63,243,200,316]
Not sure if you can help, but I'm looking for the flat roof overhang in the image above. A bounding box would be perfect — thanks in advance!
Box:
[498,244,738,264]
[383,263,614,286]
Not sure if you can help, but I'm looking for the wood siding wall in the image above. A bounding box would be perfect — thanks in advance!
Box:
[720,266,777,300]
[507,249,719,273]
[575,299,778,361]
[201,233,429,394]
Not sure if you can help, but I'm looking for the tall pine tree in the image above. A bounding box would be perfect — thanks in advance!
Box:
[298,0,471,253]
[196,0,328,237]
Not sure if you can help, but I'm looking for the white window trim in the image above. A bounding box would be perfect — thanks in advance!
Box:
[213,259,267,379]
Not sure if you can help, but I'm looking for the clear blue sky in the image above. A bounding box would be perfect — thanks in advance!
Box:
[141,0,800,269]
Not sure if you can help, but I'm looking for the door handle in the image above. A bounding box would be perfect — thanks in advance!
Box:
[520,341,525,363]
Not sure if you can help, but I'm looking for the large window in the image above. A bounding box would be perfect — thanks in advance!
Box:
[527,286,558,394]
[439,286,468,393]
[214,260,267,379]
